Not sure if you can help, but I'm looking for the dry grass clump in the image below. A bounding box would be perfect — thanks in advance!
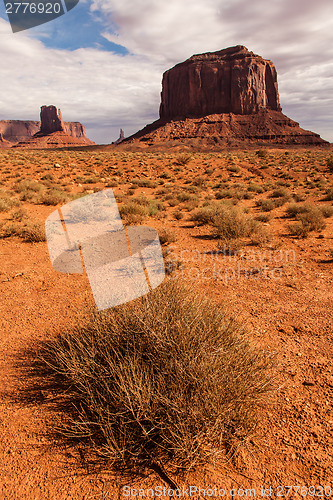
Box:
[158,228,177,245]
[192,203,268,251]
[0,219,46,242]
[255,149,269,158]
[14,179,44,201]
[42,279,272,470]
[324,188,333,201]
[287,204,326,238]
[118,201,148,224]
[269,187,291,201]
[0,190,19,212]
[327,156,333,172]
[174,153,192,166]
[255,198,284,212]
[190,203,223,226]
[286,203,333,220]
[212,206,258,241]
[37,188,70,206]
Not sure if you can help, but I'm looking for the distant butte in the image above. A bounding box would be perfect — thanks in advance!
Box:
[0,105,94,148]
[126,46,328,146]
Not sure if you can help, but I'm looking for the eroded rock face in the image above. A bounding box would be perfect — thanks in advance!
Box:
[125,46,328,146]
[2,105,95,148]
[0,132,12,148]
[40,105,65,134]
[159,45,281,120]
[0,119,90,143]
[115,128,125,144]
[128,110,327,146]
[0,120,40,143]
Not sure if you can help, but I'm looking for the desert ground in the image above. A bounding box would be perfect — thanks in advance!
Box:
[0,144,332,499]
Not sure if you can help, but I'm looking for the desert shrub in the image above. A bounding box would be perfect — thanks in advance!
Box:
[285,203,309,218]
[0,222,21,238]
[324,188,333,201]
[131,179,157,188]
[0,219,46,242]
[177,192,197,203]
[42,279,272,470]
[148,200,164,217]
[158,228,177,245]
[227,165,240,173]
[287,206,326,238]
[270,187,291,199]
[247,183,264,194]
[321,205,333,218]
[249,226,271,246]
[255,149,268,158]
[20,220,46,242]
[9,207,27,221]
[37,189,70,206]
[119,201,148,224]
[297,210,326,232]
[173,209,184,220]
[288,223,310,239]
[212,206,258,241]
[255,199,283,212]
[174,153,192,166]
[254,213,271,223]
[14,179,44,202]
[191,204,221,226]
[326,156,333,172]
[215,189,233,199]
[182,198,200,211]
[0,191,19,212]
[286,203,332,220]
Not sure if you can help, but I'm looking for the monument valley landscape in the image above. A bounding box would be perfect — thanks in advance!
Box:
[0,45,332,499]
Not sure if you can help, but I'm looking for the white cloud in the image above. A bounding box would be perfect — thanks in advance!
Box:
[0,18,162,142]
[0,0,332,142]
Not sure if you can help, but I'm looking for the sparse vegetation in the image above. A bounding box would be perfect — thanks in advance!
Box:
[42,279,272,470]
[0,190,19,212]
[118,201,149,225]
[0,218,46,242]
[287,204,326,238]
[158,228,177,245]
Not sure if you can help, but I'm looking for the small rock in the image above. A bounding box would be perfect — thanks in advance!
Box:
[302,380,315,386]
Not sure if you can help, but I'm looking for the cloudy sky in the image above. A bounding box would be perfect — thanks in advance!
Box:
[0,0,332,143]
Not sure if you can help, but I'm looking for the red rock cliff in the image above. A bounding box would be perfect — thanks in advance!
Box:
[40,105,65,134]
[159,45,281,119]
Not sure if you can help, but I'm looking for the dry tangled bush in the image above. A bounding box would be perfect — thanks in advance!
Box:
[286,203,327,238]
[42,279,273,471]
[0,219,46,242]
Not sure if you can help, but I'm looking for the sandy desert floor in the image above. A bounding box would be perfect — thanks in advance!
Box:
[0,145,332,499]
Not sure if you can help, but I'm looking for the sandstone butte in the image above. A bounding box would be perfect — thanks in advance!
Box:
[126,45,329,146]
[0,105,94,148]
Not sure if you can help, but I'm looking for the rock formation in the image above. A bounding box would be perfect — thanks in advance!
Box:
[114,128,125,144]
[8,105,95,148]
[0,120,40,143]
[126,46,328,146]
[0,132,12,148]
[160,45,281,119]
[40,105,65,134]
[0,116,92,145]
